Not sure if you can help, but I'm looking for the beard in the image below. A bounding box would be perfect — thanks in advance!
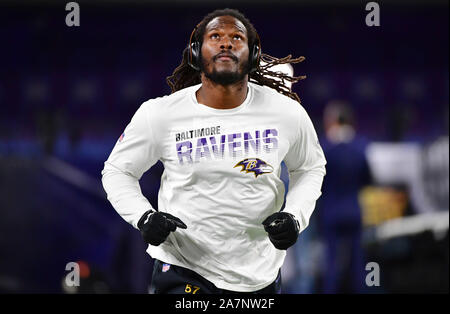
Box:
[200,54,250,86]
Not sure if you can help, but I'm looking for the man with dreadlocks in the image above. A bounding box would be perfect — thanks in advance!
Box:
[102,8,326,294]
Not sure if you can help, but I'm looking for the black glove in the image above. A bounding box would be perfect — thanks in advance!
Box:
[137,210,187,246]
[262,212,300,250]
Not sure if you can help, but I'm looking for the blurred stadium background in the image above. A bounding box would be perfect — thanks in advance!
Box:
[0,0,448,293]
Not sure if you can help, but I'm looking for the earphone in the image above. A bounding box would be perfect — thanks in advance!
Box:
[188,25,261,73]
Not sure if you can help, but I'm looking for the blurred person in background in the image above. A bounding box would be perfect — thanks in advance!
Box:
[318,100,372,293]
[102,8,326,294]
[422,103,449,213]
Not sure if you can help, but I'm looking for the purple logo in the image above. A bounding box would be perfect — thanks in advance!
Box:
[234,158,274,178]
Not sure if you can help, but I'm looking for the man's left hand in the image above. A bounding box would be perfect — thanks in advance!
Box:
[262,212,300,250]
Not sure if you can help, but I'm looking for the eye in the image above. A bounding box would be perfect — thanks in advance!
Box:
[233,34,242,40]
[210,33,220,40]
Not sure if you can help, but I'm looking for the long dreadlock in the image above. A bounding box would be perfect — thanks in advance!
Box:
[166,9,306,103]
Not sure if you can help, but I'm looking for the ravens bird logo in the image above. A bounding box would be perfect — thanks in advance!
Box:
[234,158,274,178]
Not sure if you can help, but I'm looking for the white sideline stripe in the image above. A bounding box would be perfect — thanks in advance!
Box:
[43,156,105,198]
[376,211,449,241]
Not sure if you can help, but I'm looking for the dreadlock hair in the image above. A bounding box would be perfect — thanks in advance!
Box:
[166,8,306,103]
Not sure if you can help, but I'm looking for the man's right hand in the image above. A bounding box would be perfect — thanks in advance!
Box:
[137,210,187,246]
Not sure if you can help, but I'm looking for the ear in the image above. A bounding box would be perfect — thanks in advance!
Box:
[188,41,201,71]
[188,24,202,71]
[249,43,261,73]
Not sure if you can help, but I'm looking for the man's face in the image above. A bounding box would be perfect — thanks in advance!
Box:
[200,16,250,85]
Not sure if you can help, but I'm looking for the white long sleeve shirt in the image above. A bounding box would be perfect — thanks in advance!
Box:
[101,82,326,292]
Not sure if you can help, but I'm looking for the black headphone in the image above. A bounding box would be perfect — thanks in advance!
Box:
[188,25,261,73]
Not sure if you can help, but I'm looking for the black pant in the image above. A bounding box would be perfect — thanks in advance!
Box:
[150,259,282,294]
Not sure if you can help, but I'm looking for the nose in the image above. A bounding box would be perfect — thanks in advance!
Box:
[219,37,233,50]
